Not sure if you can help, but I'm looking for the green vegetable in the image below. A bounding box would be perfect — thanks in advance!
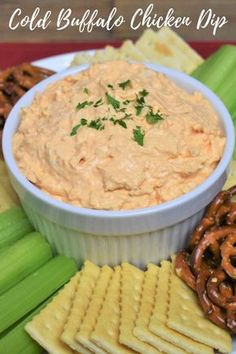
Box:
[70,118,88,136]
[146,109,164,124]
[76,100,93,110]
[0,295,55,354]
[0,207,34,248]
[192,46,236,91]
[94,98,103,107]
[106,93,120,110]
[88,118,104,130]
[135,90,148,116]
[191,45,236,120]
[133,126,145,146]
[0,232,52,295]
[118,80,131,90]
[0,255,77,334]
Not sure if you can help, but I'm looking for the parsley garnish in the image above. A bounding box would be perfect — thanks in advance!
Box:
[139,89,149,97]
[123,100,130,105]
[80,118,88,126]
[135,90,148,116]
[70,124,81,136]
[118,107,126,113]
[107,84,114,89]
[146,110,164,124]
[70,118,88,136]
[122,113,132,120]
[94,98,103,108]
[76,101,93,110]
[118,80,131,90]
[83,87,89,94]
[88,118,104,130]
[110,118,127,129]
[133,126,145,146]
[135,105,143,116]
[106,93,120,111]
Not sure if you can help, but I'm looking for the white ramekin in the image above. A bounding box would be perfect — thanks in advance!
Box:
[2,64,235,267]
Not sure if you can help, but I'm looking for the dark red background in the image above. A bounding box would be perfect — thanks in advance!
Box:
[0,41,235,69]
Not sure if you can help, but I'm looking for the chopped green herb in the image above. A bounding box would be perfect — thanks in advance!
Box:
[135,92,146,116]
[118,107,126,113]
[123,100,130,105]
[70,124,81,136]
[83,87,89,94]
[117,120,127,129]
[94,98,103,108]
[111,119,127,129]
[146,110,164,124]
[88,118,104,130]
[133,126,145,146]
[80,118,88,126]
[122,113,132,120]
[135,105,144,116]
[106,93,120,111]
[76,101,93,110]
[118,80,131,90]
[139,89,149,97]
[107,84,114,89]
[70,118,88,136]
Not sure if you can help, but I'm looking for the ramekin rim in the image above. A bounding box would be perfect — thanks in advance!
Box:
[2,63,235,219]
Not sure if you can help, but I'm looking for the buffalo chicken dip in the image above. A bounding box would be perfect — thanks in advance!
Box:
[13,61,225,210]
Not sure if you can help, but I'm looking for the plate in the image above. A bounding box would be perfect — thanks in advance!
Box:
[32,50,94,72]
[31,50,235,354]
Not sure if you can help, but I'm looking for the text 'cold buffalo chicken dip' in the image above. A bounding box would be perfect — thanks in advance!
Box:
[13,61,225,210]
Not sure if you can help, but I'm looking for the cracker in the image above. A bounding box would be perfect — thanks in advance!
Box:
[61,261,100,354]
[168,264,232,354]
[134,264,186,354]
[76,265,113,354]
[119,263,161,354]
[25,272,80,354]
[149,261,213,354]
[136,28,203,73]
[91,266,135,354]
[120,40,147,61]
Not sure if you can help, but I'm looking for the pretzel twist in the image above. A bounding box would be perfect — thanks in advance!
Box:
[175,186,236,333]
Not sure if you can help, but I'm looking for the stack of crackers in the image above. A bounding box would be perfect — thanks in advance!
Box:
[25,260,232,354]
[70,27,203,74]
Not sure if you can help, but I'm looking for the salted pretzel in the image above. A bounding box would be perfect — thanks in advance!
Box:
[0,63,54,124]
[175,186,236,333]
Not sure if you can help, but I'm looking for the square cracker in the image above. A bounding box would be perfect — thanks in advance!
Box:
[91,266,135,354]
[134,264,186,354]
[119,263,161,354]
[149,261,214,354]
[167,263,232,354]
[25,272,80,354]
[136,27,203,73]
[61,260,100,354]
[76,265,113,354]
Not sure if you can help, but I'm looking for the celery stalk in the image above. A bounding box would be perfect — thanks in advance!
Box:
[0,255,77,334]
[0,207,34,248]
[0,232,53,295]
[192,45,236,92]
[0,295,55,354]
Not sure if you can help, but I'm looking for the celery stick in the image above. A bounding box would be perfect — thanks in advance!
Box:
[0,232,53,295]
[192,45,236,92]
[0,245,8,255]
[0,207,34,248]
[0,294,55,354]
[0,255,77,334]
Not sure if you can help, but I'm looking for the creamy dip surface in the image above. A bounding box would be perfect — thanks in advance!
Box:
[13,61,225,210]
